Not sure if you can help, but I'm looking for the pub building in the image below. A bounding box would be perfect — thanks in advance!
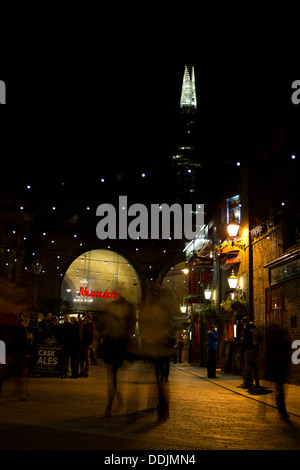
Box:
[181,122,300,385]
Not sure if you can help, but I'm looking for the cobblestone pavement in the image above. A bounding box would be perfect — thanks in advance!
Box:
[0,361,300,451]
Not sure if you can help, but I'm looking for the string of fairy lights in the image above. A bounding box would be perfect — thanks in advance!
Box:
[1,151,298,283]
[2,227,178,278]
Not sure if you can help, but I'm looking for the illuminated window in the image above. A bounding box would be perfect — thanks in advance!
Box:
[226,195,241,224]
[265,285,285,326]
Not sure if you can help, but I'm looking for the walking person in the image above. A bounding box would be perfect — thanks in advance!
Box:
[101,297,136,417]
[139,284,176,422]
[265,323,290,419]
[158,356,170,382]
[241,316,260,389]
[207,325,219,378]
[12,313,30,400]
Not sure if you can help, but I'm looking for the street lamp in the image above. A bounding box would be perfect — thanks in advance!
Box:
[204,286,212,300]
[228,270,238,289]
[227,221,245,249]
[227,221,240,239]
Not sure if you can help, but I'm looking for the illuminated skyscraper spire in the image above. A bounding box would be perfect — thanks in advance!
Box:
[171,65,201,203]
[180,65,197,111]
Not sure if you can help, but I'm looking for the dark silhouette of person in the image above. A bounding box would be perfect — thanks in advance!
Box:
[101,297,136,417]
[139,284,176,421]
[69,316,80,378]
[265,323,290,419]
[207,324,219,378]
[241,316,260,388]
[79,313,95,377]
[60,314,71,378]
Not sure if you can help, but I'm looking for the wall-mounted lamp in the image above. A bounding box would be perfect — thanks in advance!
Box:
[181,268,189,275]
[227,221,245,249]
[228,270,238,289]
[227,221,240,239]
[180,305,187,314]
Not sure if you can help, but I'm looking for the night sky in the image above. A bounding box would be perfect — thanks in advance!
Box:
[1,49,299,208]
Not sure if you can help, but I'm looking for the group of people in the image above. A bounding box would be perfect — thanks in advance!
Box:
[38,312,96,378]
[206,316,290,418]
[206,317,263,384]
[1,292,173,422]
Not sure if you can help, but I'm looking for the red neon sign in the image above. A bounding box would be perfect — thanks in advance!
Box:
[78,286,119,299]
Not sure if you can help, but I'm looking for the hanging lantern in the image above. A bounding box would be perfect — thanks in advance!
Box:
[228,270,238,289]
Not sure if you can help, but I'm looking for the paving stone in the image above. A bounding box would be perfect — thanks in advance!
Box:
[0,361,299,450]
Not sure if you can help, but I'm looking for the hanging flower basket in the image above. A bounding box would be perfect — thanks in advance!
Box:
[184,295,201,304]
[231,300,247,313]
[200,305,218,321]
[220,298,247,319]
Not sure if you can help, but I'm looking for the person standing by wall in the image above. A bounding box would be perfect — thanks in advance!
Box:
[69,316,80,378]
[60,314,71,378]
[241,316,260,389]
[79,313,95,378]
[207,325,219,378]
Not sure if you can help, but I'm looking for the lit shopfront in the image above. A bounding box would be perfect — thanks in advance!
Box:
[61,249,142,315]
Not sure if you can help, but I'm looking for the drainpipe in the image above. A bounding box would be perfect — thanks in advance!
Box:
[248,229,254,321]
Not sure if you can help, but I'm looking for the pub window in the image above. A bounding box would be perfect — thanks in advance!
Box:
[265,285,285,326]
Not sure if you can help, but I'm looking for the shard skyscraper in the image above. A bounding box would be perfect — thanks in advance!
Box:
[171,65,201,203]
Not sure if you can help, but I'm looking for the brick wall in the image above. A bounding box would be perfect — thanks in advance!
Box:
[252,225,284,328]
[284,279,300,385]
[251,223,300,384]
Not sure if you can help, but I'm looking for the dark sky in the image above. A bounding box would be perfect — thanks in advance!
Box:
[0,50,298,197]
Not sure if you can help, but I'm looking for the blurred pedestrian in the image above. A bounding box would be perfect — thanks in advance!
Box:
[158,356,170,383]
[207,324,219,378]
[241,316,260,388]
[139,284,176,421]
[69,316,80,378]
[0,278,31,393]
[177,337,184,364]
[265,323,290,419]
[101,297,136,417]
[12,313,30,400]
